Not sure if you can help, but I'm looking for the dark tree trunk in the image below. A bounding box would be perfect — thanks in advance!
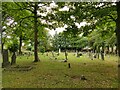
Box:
[97,53,99,59]
[2,49,10,67]
[106,46,109,54]
[115,46,117,55]
[19,35,22,55]
[116,1,120,58]
[33,2,39,62]
[101,51,104,60]
[93,46,96,53]
[1,43,4,54]
[11,52,16,65]
[64,36,68,62]
[97,46,100,59]
[101,43,104,60]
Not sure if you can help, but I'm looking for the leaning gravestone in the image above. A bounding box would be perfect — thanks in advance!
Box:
[2,49,10,68]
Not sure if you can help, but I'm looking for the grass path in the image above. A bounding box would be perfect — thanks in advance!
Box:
[2,52,118,88]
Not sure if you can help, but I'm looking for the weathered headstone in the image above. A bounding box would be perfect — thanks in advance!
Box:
[64,59,67,62]
[59,48,61,54]
[55,57,57,60]
[93,55,96,58]
[80,75,87,80]
[77,53,82,57]
[2,49,10,68]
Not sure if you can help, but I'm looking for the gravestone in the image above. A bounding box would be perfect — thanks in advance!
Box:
[55,57,57,60]
[59,48,61,54]
[64,59,67,62]
[2,49,10,68]
[93,55,96,58]
[77,53,82,57]
[80,75,87,80]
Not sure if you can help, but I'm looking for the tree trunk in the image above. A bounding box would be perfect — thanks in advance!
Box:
[115,46,117,55]
[97,46,100,59]
[101,51,104,60]
[2,49,10,67]
[19,35,22,55]
[1,31,3,54]
[101,43,104,60]
[93,46,96,53]
[106,46,109,54]
[1,43,4,54]
[11,52,16,65]
[33,2,39,62]
[116,1,120,59]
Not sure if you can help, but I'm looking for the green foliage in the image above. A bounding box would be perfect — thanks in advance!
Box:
[2,2,118,55]
[8,43,18,52]
[40,46,45,53]
[26,46,32,51]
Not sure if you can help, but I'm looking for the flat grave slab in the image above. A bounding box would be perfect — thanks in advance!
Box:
[3,65,33,71]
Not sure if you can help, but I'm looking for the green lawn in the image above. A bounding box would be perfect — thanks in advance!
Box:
[2,52,118,88]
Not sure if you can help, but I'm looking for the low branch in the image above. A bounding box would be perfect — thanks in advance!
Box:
[14,2,22,8]
[37,15,42,18]
[25,2,35,7]
[8,8,34,13]
[13,1,34,13]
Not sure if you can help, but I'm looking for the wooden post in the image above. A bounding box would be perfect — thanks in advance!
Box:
[68,63,71,68]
